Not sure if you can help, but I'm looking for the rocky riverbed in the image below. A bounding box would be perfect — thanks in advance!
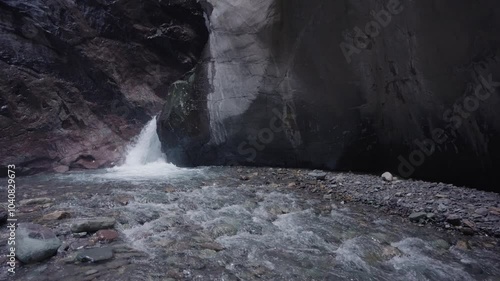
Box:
[1,166,499,280]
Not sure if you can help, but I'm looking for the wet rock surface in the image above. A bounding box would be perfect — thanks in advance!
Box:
[158,0,500,191]
[1,167,499,280]
[70,217,116,233]
[16,223,61,264]
[0,0,208,175]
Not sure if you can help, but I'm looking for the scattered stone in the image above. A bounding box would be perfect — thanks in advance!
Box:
[70,240,89,250]
[381,172,393,182]
[446,215,461,226]
[409,212,427,222]
[323,194,332,200]
[426,213,436,220]
[239,175,250,181]
[381,245,401,259]
[462,219,476,230]
[73,232,88,238]
[114,195,134,206]
[474,208,488,216]
[40,211,71,221]
[165,187,176,193]
[94,229,119,242]
[85,269,99,276]
[76,247,114,263]
[53,165,69,173]
[19,197,52,206]
[461,227,475,236]
[437,203,447,212]
[489,207,500,216]
[308,171,327,180]
[16,223,61,263]
[200,242,225,252]
[70,217,116,233]
[58,241,70,253]
[432,239,451,250]
[455,240,471,250]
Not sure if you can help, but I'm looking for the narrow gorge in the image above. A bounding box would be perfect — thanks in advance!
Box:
[1,1,500,281]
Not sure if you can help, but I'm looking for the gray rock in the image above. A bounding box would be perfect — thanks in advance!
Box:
[446,215,462,226]
[308,171,327,180]
[432,239,451,250]
[76,247,114,263]
[70,217,116,233]
[437,203,448,212]
[475,208,489,216]
[409,212,428,222]
[381,172,393,182]
[19,197,52,206]
[16,223,61,263]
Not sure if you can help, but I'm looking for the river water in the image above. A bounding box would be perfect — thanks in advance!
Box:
[8,118,500,281]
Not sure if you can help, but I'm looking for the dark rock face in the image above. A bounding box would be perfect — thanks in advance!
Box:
[0,0,208,174]
[158,0,500,191]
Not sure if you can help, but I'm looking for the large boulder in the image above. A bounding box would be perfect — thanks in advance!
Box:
[158,0,500,191]
[0,0,208,175]
[16,223,61,263]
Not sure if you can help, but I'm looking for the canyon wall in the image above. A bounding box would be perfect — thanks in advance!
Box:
[158,0,500,190]
[0,0,208,174]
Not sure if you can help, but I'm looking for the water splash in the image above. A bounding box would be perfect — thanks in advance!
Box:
[123,116,165,166]
[102,116,188,180]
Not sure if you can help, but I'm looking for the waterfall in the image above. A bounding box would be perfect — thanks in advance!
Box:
[102,116,184,180]
[122,116,165,166]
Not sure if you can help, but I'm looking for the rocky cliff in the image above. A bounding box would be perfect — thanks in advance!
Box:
[0,0,208,174]
[158,0,500,190]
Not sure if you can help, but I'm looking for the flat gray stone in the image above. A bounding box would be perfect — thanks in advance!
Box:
[76,247,114,263]
[16,223,61,263]
[308,171,327,180]
[70,217,116,233]
[19,197,52,206]
[409,212,427,222]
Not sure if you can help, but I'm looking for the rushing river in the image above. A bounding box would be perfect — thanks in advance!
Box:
[6,118,500,280]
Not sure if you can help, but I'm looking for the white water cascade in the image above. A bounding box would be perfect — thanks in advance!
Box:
[103,116,184,180]
[123,116,165,166]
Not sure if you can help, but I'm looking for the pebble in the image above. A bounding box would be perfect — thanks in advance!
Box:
[381,172,393,182]
[72,232,88,238]
[446,215,461,226]
[94,229,119,242]
[474,208,488,216]
[85,269,99,276]
[409,212,427,222]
